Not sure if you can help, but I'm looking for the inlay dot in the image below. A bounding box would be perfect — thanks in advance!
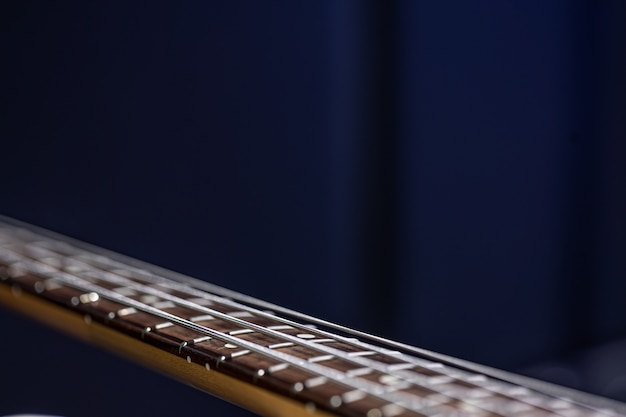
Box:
[330,396,342,408]
[367,409,382,417]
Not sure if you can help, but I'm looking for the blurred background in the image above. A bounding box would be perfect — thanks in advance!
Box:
[1,1,625,416]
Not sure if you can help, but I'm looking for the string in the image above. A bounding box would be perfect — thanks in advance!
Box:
[60,256,571,416]
[1,221,623,416]
[52,251,616,417]
[2,253,449,416]
[2,241,520,416]
[0,224,616,417]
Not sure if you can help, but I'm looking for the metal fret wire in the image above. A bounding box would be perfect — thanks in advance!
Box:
[2,253,441,416]
[0,224,621,417]
[38,249,615,417]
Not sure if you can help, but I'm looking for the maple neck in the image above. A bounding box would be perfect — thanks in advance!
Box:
[0,216,624,417]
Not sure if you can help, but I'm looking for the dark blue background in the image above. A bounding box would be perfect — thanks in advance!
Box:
[1,1,625,416]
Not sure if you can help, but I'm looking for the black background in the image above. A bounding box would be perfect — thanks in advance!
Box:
[1,1,625,416]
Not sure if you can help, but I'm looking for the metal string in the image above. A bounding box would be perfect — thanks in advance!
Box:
[2,252,446,416]
[2,238,524,416]
[57,256,589,417]
[0,221,623,416]
[38,249,616,417]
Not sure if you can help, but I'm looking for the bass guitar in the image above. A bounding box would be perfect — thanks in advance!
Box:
[0,216,624,417]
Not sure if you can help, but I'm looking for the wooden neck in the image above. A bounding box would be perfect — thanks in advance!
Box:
[0,216,624,417]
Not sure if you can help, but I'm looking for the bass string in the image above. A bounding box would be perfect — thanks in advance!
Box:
[62,247,626,416]
[1,244,584,411]
[0,221,621,416]
[66,256,577,415]
[4,253,443,416]
[6,239,531,416]
[0,222,584,400]
[62,262,517,415]
[1,254,528,411]
[46,247,615,416]
[14,240,538,413]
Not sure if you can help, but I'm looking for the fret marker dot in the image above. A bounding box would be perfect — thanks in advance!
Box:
[256,369,265,377]
[330,396,342,408]
[141,327,152,339]
[34,281,45,293]
[71,296,79,306]
[297,334,315,339]
[187,356,191,363]
[367,409,382,417]
[107,312,115,320]
[293,382,304,392]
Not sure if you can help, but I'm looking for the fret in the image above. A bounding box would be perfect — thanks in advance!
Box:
[0,264,608,416]
[230,329,255,336]
[229,311,255,318]
[152,300,177,310]
[309,355,335,364]
[268,325,295,330]
[39,260,407,374]
[347,367,375,377]
[0,256,604,416]
[190,314,215,322]
[306,376,329,388]
[184,296,215,306]
[269,342,296,349]
[0,256,444,412]
[311,339,338,344]
[117,306,138,316]
[62,269,437,387]
[29,243,397,372]
[190,335,212,345]
[87,273,452,387]
[1,254,436,415]
[1,219,625,417]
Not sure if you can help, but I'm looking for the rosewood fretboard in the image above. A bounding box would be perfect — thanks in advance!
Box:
[0,216,624,417]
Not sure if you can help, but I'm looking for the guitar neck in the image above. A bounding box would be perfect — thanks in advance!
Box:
[0,216,624,417]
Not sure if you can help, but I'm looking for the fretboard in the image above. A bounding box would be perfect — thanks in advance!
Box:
[0,217,624,417]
